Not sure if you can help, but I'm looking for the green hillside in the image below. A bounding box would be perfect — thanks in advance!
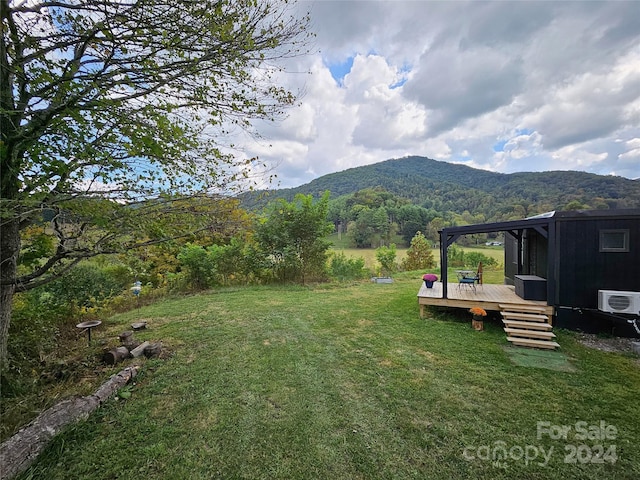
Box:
[242,156,640,221]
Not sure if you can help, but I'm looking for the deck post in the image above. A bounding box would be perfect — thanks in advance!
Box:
[440,229,448,299]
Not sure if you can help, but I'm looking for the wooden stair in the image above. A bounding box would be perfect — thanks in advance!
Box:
[502,319,552,331]
[499,304,559,350]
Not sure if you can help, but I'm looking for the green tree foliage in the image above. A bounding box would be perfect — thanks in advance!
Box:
[175,237,258,291]
[206,239,246,286]
[0,0,310,360]
[255,193,333,284]
[402,232,436,271]
[8,262,129,374]
[245,156,640,224]
[348,208,376,248]
[463,251,498,269]
[424,217,447,245]
[565,200,590,211]
[17,226,56,271]
[327,196,349,232]
[443,246,498,270]
[447,244,465,268]
[347,204,396,248]
[329,253,368,281]
[373,206,393,246]
[177,244,218,291]
[375,244,397,277]
[397,205,436,245]
[44,263,126,310]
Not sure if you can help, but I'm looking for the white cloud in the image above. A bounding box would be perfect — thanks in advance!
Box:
[239,0,640,188]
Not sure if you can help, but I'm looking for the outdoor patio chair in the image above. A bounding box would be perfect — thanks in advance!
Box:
[457,262,483,292]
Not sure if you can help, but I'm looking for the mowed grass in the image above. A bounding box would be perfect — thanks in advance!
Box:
[19,274,640,480]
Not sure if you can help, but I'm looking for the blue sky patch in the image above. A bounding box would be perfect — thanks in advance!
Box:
[390,64,411,89]
[328,56,354,86]
[493,140,508,152]
[390,78,407,89]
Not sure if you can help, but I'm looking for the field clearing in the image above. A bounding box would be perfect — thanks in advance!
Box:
[331,246,505,270]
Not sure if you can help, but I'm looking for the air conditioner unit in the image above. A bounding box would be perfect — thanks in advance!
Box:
[598,290,640,314]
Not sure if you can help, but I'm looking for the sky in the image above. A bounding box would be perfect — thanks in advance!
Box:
[239,0,640,189]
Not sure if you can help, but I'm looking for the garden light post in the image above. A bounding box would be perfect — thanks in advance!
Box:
[131,281,142,308]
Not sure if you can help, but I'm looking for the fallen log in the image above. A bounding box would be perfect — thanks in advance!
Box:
[0,366,138,480]
[118,331,133,343]
[102,346,130,365]
[118,331,138,350]
[129,341,150,358]
[144,342,162,358]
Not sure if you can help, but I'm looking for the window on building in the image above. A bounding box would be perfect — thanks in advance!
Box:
[599,229,629,252]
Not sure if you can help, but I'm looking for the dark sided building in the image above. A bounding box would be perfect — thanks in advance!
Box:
[439,209,640,337]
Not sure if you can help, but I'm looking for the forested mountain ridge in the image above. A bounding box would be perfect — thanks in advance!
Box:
[243,156,640,222]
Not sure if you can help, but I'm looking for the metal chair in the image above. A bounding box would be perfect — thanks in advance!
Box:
[458,262,483,292]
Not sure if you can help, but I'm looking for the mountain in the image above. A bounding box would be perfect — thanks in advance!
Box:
[242,156,640,221]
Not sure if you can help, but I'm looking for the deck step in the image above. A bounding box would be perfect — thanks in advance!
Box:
[498,304,547,314]
[504,328,556,340]
[500,312,550,323]
[506,337,560,350]
[502,320,553,331]
[500,303,559,350]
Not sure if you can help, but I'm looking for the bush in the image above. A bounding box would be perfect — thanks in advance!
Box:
[9,290,69,369]
[7,262,130,386]
[177,243,217,290]
[46,263,126,310]
[329,253,368,281]
[375,244,397,276]
[447,244,465,267]
[463,251,498,268]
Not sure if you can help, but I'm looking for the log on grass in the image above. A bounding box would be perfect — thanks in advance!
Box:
[118,331,133,343]
[103,346,129,365]
[0,366,138,480]
[129,341,150,358]
[144,342,162,358]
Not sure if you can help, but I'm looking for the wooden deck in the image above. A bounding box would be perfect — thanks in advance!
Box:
[418,282,554,318]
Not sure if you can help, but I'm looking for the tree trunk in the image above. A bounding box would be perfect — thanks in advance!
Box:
[0,216,20,364]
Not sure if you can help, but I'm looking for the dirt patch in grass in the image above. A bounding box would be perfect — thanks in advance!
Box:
[575,333,639,355]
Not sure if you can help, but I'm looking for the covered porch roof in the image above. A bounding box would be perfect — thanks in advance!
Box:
[438,213,557,302]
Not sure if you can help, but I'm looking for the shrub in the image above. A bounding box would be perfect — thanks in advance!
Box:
[329,253,368,281]
[9,290,69,369]
[402,231,436,271]
[44,263,127,311]
[375,244,397,276]
[464,251,498,268]
[7,262,130,386]
[447,244,465,267]
[177,243,217,290]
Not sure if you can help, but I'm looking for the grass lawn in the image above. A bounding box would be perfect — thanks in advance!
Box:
[16,274,640,479]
